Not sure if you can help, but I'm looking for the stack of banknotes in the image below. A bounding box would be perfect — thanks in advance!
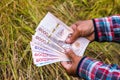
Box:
[30,12,90,67]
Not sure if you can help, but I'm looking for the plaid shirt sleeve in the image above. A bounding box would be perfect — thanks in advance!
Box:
[93,15,120,42]
[76,57,120,80]
[76,16,120,79]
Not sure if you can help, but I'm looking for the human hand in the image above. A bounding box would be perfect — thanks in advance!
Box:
[66,20,95,43]
[61,49,82,76]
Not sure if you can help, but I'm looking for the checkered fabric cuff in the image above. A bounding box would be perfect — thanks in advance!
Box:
[77,57,102,79]
[93,16,120,42]
[76,56,120,80]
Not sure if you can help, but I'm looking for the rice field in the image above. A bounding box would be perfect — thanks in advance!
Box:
[0,0,120,80]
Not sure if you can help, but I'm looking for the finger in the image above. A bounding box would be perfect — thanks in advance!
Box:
[66,31,79,43]
[61,61,73,75]
[67,61,72,64]
[70,24,77,31]
[75,21,82,26]
[66,23,80,44]
[65,24,77,43]
[70,31,79,42]
[61,61,71,70]
[70,20,82,31]
[65,49,76,62]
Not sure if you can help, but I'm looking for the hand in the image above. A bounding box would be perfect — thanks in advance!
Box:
[66,20,95,43]
[61,49,82,76]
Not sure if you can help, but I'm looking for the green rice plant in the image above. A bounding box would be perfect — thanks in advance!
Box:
[0,0,120,80]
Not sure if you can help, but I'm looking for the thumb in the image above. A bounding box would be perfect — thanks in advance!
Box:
[65,49,76,62]
[66,31,79,44]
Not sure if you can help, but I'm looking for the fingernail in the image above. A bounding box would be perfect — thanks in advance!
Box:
[65,48,71,53]
[66,38,71,43]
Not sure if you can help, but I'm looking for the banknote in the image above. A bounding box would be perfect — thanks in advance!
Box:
[30,42,69,59]
[32,33,65,53]
[35,12,90,56]
[36,59,61,67]
[36,12,73,42]
[30,12,90,67]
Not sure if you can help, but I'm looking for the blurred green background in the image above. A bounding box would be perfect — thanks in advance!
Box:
[0,0,120,80]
